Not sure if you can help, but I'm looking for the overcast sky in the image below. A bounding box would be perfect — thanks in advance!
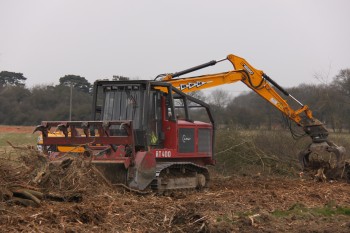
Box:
[1,0,349,95]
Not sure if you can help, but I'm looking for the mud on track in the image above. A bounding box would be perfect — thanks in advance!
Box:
[1,174,350,233]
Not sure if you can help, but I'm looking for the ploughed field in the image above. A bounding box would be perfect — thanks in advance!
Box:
[1,126,350,232]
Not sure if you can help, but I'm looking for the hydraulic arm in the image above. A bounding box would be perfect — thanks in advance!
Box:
[156,53,345,169]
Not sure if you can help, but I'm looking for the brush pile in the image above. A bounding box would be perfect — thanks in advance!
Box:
[0,144,113,208]
[0,146,47,207]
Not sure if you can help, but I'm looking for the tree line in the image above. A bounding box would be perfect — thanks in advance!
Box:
[0,73,92,125]
[0,69,349,132]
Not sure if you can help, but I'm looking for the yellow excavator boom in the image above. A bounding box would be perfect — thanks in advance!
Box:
[161,54,314,126]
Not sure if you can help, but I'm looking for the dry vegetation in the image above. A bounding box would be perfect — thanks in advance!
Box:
[1,126,350,232]
[215,129,350,176]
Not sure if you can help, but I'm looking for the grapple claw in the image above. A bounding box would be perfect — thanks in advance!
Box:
[299,140,346,179]
[298,146,312,170]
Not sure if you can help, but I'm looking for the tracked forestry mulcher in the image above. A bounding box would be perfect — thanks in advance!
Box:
[35,53,346,192]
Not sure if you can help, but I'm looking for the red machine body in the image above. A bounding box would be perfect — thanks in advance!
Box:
[36,80,215,191]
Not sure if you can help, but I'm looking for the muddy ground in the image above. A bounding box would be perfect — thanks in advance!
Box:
[1,174,350,233]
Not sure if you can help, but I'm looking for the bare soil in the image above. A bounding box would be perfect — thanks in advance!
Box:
[1,173,350,232]
[0,125,34,134]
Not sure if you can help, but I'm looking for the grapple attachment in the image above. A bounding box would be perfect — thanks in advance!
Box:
[299,140,346,179]
[34,120,135,185]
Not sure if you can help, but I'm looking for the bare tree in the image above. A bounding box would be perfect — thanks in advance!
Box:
[186,90,207,102]
[209,89,231,108]
[333,69,350,97]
